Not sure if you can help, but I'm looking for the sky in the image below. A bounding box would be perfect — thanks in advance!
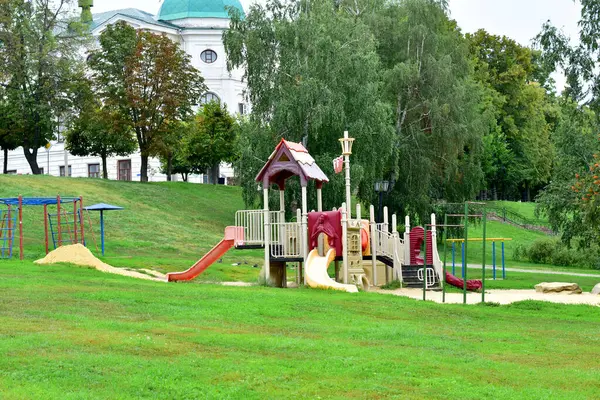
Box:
[90,0,583,90]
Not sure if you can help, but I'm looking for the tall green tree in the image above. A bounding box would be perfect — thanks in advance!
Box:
[0,0,88,174]
[468,30,554,201]
[65,74,137,179]
[224,0,394,210]
[365,0,490,218]
[88,22,206,182]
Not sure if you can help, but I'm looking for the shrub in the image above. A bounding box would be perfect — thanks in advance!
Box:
[527,238,559,264]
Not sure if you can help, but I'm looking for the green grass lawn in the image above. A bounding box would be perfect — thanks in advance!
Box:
[1,261,600,399]
[0,175,264,280]
[487,201,546,223]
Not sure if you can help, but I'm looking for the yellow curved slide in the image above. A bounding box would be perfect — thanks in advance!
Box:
[305,249,359,293]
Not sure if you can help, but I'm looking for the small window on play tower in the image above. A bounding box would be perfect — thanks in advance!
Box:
[201,49,217,64]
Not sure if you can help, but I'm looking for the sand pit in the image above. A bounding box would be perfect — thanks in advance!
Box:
[35,244,167,282]
[377,288,600,306]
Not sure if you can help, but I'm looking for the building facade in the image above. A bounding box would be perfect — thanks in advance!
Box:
[0,1,246,183]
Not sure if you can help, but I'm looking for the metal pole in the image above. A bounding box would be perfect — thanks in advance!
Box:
[423,224,427,301]
[301,185,308,284]
[452,242,456,276]
[481,205,486,303]
[341,203,349,284]
[263,187,270,283]
[442,214,448,303]
[461,242,465,278]
[492,241,496,280]
[44,204,49,254]
[502,241,506,279]
[79,196,85,246]
[18,195,23,260]
[463,203,468,304]
[378,191,383,223]
[57,195,62,247]
[73,201,78,245]
[370,205,377,286]
[100,210,105,256]
[343,131,352,217]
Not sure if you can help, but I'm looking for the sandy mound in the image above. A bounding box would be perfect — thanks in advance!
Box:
[35,244,166,282]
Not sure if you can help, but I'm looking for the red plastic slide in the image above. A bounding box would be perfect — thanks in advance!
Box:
[445,271,482,291]
[167,227,242,282]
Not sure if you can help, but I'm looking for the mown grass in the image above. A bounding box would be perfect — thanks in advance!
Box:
[0,175,264,280]
[487,201,546,223]
[1,262,600,399]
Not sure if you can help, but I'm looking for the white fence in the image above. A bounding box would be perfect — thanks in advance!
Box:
[270,221,303,258]
[234,210,284,246]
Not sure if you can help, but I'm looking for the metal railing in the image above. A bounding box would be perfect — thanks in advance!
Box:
[417,267,438,288]
[270,221,303,258]
[234,210,283,246]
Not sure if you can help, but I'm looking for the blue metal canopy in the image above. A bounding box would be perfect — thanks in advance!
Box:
[0,197,80,206]
[84,203,124,211]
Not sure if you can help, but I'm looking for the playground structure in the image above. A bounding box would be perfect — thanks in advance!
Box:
[0,196,96,260]
[168,132,500,301]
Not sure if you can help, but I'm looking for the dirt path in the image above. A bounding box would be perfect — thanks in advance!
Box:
[466,264,600,278]
[376,288,600,305]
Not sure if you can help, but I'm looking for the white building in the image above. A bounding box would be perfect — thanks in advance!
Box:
[0,1,247,183]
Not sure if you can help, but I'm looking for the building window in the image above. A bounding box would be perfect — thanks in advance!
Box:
[200,92,220,105]
[59,165,72,177]
[118,160,132,181]
[238,103,246,115]
[200,49,217,64]
[88,164,100,178]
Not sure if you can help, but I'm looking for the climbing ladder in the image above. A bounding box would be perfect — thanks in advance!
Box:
[47,208,84,249]
[0,208,17,259]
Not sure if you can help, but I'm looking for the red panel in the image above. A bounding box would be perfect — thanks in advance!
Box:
[308,211,343,256]
[409,227,433,265]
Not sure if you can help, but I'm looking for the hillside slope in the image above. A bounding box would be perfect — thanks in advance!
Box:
[0,176,262,277]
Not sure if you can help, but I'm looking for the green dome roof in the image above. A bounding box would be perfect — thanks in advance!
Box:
[158,0,244,21]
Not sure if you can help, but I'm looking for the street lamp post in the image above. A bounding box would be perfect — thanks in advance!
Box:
[374,180,389,223]
[339,131,355,216]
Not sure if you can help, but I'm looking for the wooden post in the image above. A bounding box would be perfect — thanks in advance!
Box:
[57,195,62,247]
[18,195,23,260]
[44,204,49,254]
[79,196,85,245]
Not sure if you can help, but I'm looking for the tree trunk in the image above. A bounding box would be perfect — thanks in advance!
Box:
[166,153,173,182]
[2,147,7,174]
[211,163,220,185]
[140,154,149,182]
[102,156,108,179]
[23,147,41,174]
[181,173,188,182]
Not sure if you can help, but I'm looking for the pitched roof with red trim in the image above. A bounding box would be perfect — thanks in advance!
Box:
[256,139,329,185]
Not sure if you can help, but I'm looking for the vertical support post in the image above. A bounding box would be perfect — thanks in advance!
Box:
[452,242,456,276]
[296,209,302,284]
[341,203,349,284]
[383,207,389,232]
[442,214,448,303]
[392,214,399,281]
[502,241,506,279]
[73,201,78,245]
[481,205,486,303]
[100,210,105,256]
[356,204,361,221]
[279,189,285,223]
[463,202,469,304]
[301,185,308,285]
[44,204,49,254]
[7,205,12,258]
[461,242,465,278]
[316,182,323,212]
[263,187,270,283]
[492,241,496,280]
[57,195,62,248]
[79,196,85,246]
[404,216,411,266]
[18,195,23,260]
[343,131,352,217]
[423,224,427,301]
[369,205,377,286]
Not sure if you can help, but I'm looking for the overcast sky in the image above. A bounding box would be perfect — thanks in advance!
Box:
[91,0,583,90]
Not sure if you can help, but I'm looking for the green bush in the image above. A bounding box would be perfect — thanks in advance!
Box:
[527,238,558,264]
